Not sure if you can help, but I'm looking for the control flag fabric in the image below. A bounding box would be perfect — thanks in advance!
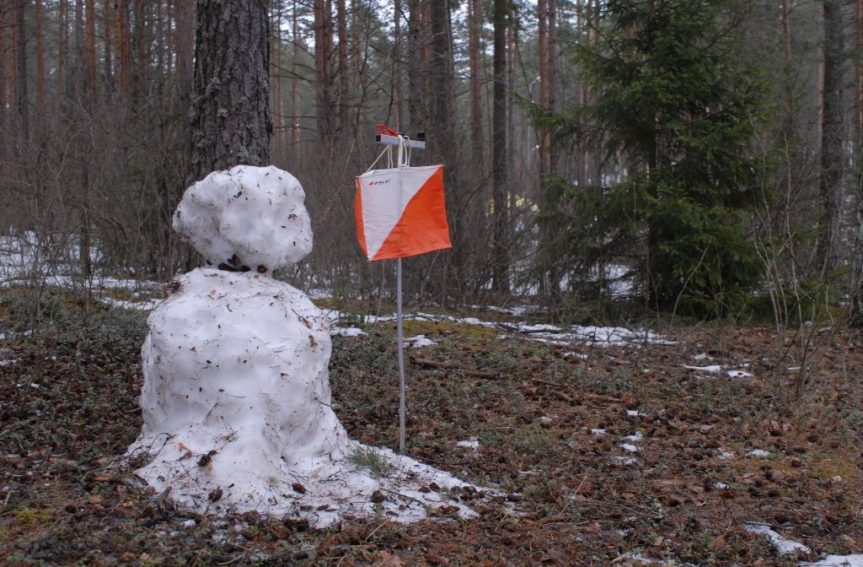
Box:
[355,165,451,261]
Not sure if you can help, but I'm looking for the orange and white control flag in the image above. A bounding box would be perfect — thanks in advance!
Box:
[355,165,452,261]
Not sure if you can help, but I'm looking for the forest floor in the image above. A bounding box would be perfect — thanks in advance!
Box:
[0,286,862,566]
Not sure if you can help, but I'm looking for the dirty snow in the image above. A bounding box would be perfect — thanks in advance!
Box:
[126,166,491,527]
[684,364,722,373]
[172,166,313,272]
[456,438,480,450]
[745,523,811,555]
[405,334,436,348]
[748,449,771,458]
[801,556,863,567]
[324,308,672,348]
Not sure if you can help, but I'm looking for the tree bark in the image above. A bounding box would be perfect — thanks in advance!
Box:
[174,0,194,105]
[336,0,348,134]
[16,0,29,142]
[190,0,272,181]
[313,0,334,139]
[85,0,97,97]
[491,0,509,292]
[406,0,423,132]
[0,3,6,130]
[35,0,45,130]
[102,0,113,90]
[816,0,845,274]
[468,0,484,172]
[291,0,299,146]
[391,0,403,129]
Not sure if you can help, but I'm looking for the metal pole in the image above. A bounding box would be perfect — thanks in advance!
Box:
[396,136,407,454]
[397,257,406,453]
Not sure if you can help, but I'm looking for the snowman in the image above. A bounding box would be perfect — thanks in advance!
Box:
[127,165,485,526]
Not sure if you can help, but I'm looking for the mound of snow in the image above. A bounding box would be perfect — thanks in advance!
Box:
[173,166,313,272]
[128,269,484,526]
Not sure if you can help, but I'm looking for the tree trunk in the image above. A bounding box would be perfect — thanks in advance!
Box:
[0,4,6,131]
[816,0,845,274]
[468,0,484,173]
[35,0,45,131]
[74,0,92,278]
[313,0,334,139]
[116,0,132,98]
[850,0,863,325]
[102,0,113,90]
[391,0,403,129]
[538,0,550,181]
[406,0,423,132]
[85,0,97,98]
[16,0,29,143]
[336,0,348,134]
[190,0,272,181]
[291,0,299,146]
[491,0,509,293]
[271,3,282,156]
[174,0,194,105]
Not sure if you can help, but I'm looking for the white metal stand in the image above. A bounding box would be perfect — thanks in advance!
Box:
[376,130,426,455]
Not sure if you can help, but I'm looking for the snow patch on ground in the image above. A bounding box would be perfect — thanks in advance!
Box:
[748,449,771,458]
[745,523,811,555]
[405,335,436,348]
[801,555,863,567]
[325,309,671,348]
[100,297,163,312]
[456,438,480,450]
[330,326,366,337]
[684,364,754,380]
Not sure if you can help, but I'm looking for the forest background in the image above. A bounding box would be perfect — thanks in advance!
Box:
[1,0,863,326]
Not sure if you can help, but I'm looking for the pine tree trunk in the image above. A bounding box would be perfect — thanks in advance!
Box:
[491,0,509,293]
[117,0,132,98]
[468,0,484,172]
[816,0,845,274]
[174,0,194,104]
[74,0,92,278]
[406,0,422,132]
[85,0,97,98]
[271,3,283,158]
[16,0,29,143]
[102,0,114,90]
[392,0,403,129]
[35,0,46,132]
[0,4,6,132]
[850,0,863,326]
[58,0,68,97]
[190,0,272,181]
[291,0,299,146]
[313,0,334,139]
[337,0,348,134]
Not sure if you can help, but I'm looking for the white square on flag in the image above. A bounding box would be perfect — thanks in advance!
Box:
[354,165,452,261]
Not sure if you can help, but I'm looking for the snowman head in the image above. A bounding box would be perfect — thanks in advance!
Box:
[173,166,313,272]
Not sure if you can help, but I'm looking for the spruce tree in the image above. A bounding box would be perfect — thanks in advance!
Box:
[541,0,767,317]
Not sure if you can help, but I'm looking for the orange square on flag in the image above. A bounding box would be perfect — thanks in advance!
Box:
[355,165,452,261]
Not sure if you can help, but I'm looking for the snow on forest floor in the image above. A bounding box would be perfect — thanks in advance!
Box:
[1,277,862,564]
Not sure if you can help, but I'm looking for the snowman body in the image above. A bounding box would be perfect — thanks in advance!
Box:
[128,166,483,526]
